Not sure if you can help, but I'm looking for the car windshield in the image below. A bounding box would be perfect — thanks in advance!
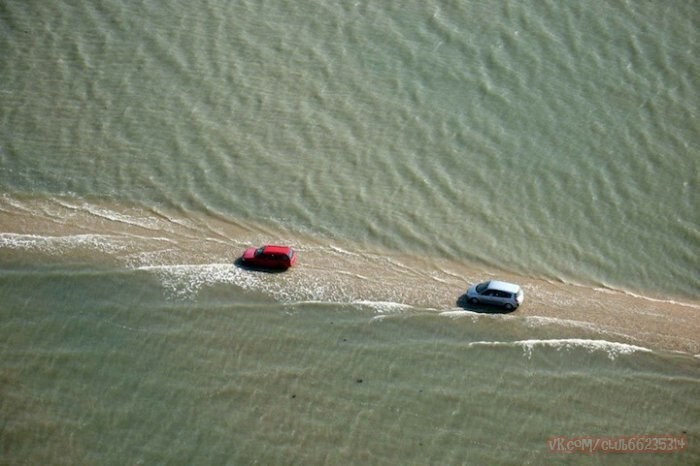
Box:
[475,282,489,293]
[254,247,265,256]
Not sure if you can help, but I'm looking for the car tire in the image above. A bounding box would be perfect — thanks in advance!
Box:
[468,298,479,305]
[504,303,514,311]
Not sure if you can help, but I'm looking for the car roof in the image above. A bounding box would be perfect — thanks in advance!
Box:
[261,245,293,255]
[487,280,521,293]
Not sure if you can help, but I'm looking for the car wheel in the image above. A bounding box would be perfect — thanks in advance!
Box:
[504,303,514,311]
[468,298,479,305]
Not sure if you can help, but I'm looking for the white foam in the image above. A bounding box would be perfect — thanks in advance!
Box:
[328,245,360,256]
[523,315,600,332]
[428,273,451,284]
[438,309,516,321]
[336,270,370,280]
[616,289,700,310]
[439,310,474,317]
[133,263,254,300]
[541,278,700,309]
[134,262,321,303]
[0,232,129,254]
[467,338,652,360]
[352,300,414,313]
[122,248,181,269]
[588,283,700,309]
[132,260,425,308]
[55,200,166,232]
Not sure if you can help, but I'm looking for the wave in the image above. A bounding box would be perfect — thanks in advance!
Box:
[132,263,265,301]
[132,262,426,313]
[438,309,515,321]
[352,300,415,313]
[522,315,600,330]
[55,200,167,232]
[2,196,698,354]
[0,232,132,254]
[467,338,652,360]
[604,288,700,311]
[542,275,700,311]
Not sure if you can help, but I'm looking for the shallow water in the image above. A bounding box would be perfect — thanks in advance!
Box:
[2,263,698,464]
[1,0,698,463]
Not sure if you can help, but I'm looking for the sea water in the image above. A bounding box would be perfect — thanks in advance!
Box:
[1,1,698,464]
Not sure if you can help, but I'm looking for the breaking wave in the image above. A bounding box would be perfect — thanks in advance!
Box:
[467,338,652,360]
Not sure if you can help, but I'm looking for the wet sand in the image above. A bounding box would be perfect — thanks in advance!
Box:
[514,278,700,355]
[2,196,698,355]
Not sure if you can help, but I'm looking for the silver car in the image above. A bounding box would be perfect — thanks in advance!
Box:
[465,280,524,311]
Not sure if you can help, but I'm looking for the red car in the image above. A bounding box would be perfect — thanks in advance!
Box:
[240,245,297,270]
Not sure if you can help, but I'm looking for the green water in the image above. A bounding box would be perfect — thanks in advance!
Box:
[2,269,698,464]
[1,0,698,463]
